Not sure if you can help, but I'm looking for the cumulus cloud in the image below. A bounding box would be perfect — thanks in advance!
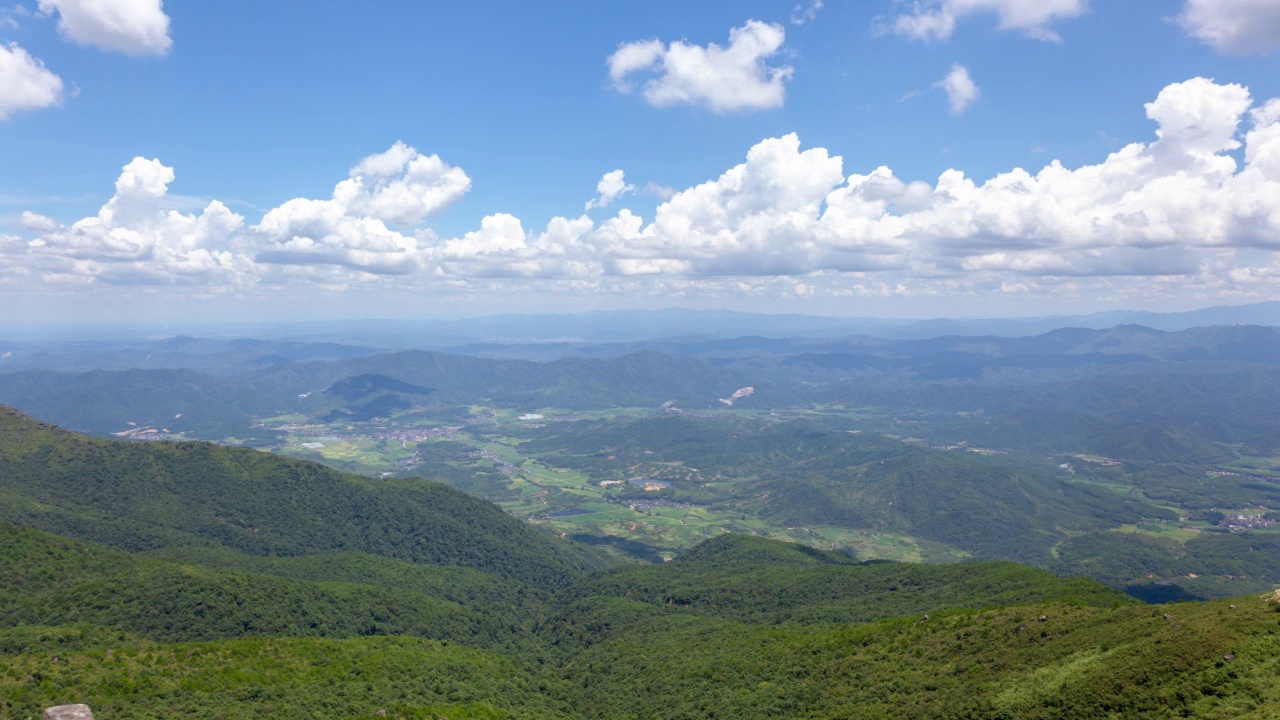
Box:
[255,142,468,275]
[13,156,251,286]
[493,77,1278,289]
[585,170,635,210]
[607,20,792,112]
[342,142,471,225]
[1179,0,1280,55]
[38,0,172,55]
[890,0,1087,42]
[10,78,1280,308]
[5,142,471,284]
[0,42,64,119]
[935,63,979,114]
[437,213,600,279]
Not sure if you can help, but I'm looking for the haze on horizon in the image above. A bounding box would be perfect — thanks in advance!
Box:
[3,1,1280,324]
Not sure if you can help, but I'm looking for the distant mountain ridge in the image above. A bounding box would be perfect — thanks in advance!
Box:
[3,324,1280,456]
[5,300,1280,346]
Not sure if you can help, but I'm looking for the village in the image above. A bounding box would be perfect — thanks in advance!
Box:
[1218,512,1277,531]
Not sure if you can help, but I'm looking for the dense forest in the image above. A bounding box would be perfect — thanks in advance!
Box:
[2,407,1280,718]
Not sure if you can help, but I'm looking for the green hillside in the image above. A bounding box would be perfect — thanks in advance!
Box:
[3,531,1279,719]
[4,405,1280,719]
[521,416,1171,563]
[0,631,572,720]
[0,405,606,589]
[566,535,1131,626]
[551,593,1280,720]
[0,523,540,649]
[3,519,1280,719]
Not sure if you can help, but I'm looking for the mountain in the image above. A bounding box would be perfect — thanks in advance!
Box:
[3,500,1279,720]
[0,335,378,375]
[4,324,1280,448]
[0,405,606,588]
[261,349,764,410]
[0,368,289,437]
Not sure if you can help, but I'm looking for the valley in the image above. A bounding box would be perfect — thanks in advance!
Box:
[4,320,1280,601]
[232,397,1280,598]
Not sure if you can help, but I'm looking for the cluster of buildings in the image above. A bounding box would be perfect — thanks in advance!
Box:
[1218,513,1277,531]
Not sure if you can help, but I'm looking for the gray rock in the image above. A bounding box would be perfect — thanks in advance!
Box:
[44,705,93,720]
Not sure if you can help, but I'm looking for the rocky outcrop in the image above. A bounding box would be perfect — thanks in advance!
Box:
[43,705,93,720]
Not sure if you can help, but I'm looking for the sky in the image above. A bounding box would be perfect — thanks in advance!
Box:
[2,0,1280,323]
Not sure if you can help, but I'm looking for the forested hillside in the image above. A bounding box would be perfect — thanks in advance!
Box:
[522,415,1172,564]
[2,403,1279,718]
[0,406,605,588]
[3,526,1279,719]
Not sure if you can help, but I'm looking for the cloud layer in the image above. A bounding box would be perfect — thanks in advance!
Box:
[608,20,792,112]
[6,78,1280,308]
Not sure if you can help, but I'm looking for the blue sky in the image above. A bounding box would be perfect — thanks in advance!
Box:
[2,0,1280,323]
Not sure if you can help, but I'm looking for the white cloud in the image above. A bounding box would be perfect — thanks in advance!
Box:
[38,0,171,55]
[791,0,823,25]
[544,78,1279,288]
[441,213,528,260]
[342,141,471,226]
[890,0,1087,42]
[254,142,467,275]
[13,156,251,285]
[10,78,1280,309]
[0,42,64,119]
[585,169,635,210]
[439,213,598,279]
[6,143,470,284]
[935,63,979,114]
[19,211,60,234]
[1179,0,1280,55]
[607,39,664,93]
[607,20,792,112]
